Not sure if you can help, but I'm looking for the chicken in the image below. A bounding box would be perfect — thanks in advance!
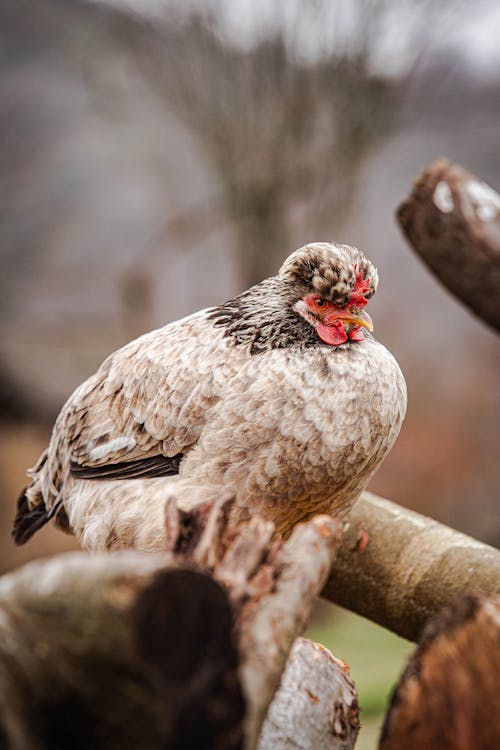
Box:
[13,242,407,551]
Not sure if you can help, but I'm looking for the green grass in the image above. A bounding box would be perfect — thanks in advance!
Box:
[305,602,413,749]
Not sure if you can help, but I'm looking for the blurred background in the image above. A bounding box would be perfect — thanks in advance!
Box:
[1,0,499,746]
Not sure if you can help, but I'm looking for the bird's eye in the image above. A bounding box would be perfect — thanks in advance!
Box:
[315,298,326,307]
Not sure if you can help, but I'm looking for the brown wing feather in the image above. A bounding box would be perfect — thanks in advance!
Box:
[69,453,183,480]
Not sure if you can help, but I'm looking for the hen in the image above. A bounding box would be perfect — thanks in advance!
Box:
[13,243,406,551]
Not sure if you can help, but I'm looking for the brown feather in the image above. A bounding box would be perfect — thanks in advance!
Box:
[12,488,50,545]
[70,454,183,480]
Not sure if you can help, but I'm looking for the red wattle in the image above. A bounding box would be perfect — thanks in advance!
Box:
[349,325,365,342]
[317,320,347,346]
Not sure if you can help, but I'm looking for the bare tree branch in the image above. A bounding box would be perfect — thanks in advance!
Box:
[397,158,500,332]
[322,492,500,642]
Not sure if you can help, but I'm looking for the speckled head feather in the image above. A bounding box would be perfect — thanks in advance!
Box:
[279,242,378,307]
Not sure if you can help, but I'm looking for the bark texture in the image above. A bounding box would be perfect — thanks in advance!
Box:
[379,592,500,750]
[0,498,341,750]
[258,637,359,750]
[397,157,500,331]
[322,492,500,641]
[0,552,245,750]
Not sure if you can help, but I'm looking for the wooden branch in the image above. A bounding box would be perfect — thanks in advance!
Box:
[166,496,342,749]
[0,499,341,750]
[238,516,341,748]
[397,158,500,331]
[379,592,500,750]
[322,492,500,642]
[258,637,359,750]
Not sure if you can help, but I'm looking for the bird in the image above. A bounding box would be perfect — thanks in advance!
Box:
[13,242,407,551]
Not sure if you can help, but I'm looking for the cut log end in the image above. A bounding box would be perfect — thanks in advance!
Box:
[380,591,500,750]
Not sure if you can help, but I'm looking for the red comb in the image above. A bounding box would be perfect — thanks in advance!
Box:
[349,265,370,308]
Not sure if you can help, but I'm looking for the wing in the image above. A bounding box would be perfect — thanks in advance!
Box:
[58,309,242,480]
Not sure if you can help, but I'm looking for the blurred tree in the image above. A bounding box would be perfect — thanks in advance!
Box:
[0,0,473,293]
[139,0,466,285]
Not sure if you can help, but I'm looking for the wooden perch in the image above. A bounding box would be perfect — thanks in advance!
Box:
[322,492,500,642]
[397,157,500,331]
[258,637,359,750]
[0,498,341,750]
[379,591,500,750]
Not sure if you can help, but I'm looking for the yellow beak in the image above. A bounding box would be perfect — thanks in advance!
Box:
[331,309,374,332]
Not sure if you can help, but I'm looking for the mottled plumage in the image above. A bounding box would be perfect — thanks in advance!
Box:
[14,243,406,551]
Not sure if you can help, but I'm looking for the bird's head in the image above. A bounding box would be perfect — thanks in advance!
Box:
[280,242,378,346]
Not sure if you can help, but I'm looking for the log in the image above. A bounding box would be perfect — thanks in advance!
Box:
[0,499,341,750]
[396,157,500,331]
[379,592,500,750]
[322,492,500,642]
[0,552,245,750]
[258,637,359,750]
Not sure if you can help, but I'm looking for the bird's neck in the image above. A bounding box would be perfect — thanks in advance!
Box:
[208,277,319,354]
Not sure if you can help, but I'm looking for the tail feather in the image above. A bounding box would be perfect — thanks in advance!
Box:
[12,488,50,545]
